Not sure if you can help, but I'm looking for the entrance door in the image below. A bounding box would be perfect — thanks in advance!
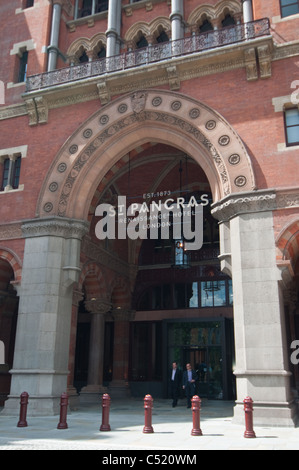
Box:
[183,346,223,399]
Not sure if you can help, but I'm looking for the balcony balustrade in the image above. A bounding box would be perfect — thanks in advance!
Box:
[26,18,270,93]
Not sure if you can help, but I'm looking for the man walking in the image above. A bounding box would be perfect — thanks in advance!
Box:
[170,362,181,407]
[182,363,197,408]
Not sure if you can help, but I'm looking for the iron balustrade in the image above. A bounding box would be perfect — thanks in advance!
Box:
[26,18,270,92]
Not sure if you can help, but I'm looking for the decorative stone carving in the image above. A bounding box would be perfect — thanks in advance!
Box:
[244,47,258,81]
[257,44,272,79]
[131,91,148,114]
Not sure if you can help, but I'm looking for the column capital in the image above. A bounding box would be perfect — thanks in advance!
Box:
[211,189,277,223]
[85,299,112,315]
[21,216,89,240]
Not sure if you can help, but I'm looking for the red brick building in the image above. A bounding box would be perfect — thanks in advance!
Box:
[0,0,299,426]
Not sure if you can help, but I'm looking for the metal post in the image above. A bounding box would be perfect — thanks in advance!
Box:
[100,394,111,431]
[243,396,256,438]
[143,394,154,433]
[57,392,68,429]
[17,392,29,428]
[191,395,203,436]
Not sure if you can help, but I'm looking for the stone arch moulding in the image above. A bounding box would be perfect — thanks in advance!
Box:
[0,247,22,285]
[37,90,256,221]
[276,219,299,272]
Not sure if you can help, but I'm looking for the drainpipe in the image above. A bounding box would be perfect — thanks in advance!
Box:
[170,0,184,41]
[47,0,62,72]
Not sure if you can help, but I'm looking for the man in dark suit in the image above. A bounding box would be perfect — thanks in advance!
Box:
[170,362,181,407]
[182,363,198,408]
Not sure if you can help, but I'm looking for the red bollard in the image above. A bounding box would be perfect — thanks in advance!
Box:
[100,394,111,431]
[243,396,256,438]
[17,392,29,428]
[143,394,154,434]
[57,392,68,429]
[191,395,203,436]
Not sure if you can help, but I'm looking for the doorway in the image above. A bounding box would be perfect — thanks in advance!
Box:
[183,346,222,399]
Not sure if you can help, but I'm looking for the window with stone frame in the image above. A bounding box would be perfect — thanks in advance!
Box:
[280,0,299,18]
[0,156,22,192]
[284,108,299,146]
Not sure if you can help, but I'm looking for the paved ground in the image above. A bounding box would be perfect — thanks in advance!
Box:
[0,398,299,452]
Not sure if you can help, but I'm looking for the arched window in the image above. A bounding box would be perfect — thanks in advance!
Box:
[136,35,148,49]
[156,30,169,43]
[200,19,213,33]
[222,14,236,27]
[97,46,106,59]
[79,50,89,63]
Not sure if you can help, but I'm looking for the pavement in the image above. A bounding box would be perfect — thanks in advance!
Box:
[0,397,299,452]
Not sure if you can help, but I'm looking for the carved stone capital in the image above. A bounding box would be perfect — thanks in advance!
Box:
[211,189,277,222]
[85,299,112,315]
[22,216,89,240]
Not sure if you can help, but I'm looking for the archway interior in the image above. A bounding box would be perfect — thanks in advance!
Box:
[74,142,235,400]
[0,259,18,405]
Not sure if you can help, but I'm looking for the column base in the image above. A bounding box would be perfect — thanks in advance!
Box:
[79,384,108,404]
[233,400,298,427]
[108,380,131,398]
[1,395,60,416]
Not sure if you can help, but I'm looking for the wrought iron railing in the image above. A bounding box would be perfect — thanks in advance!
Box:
[26,18,270,92]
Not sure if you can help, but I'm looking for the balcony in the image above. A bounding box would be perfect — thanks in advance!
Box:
[26,18,270,93]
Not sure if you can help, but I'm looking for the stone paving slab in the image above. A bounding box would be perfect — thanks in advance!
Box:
[0,399,298,451]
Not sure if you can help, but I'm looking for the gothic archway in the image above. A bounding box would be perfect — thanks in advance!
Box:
[37,90,256,221]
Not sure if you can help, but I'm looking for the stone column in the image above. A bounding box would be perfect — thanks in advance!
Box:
[170,0,184,41]
[212,190,297,427]
[2,217,88,416]
[48,0,63,72]
[242,0,253,23]
[109,308,135,398]
[79,299,111,403]
[106,0,121,57]
[67,289,83,408]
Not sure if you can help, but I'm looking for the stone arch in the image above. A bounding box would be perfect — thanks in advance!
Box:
[0,248,22,285]
[188,0,241,25]
[125,17,171,46]
[37,89,256,221]
[78,262,110,301]
[276,219,299,272]
[67,33,106,62]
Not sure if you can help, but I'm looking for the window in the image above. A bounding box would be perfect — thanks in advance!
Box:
[1,156,22,191]
[280,0,299,17]
[25,0,34,7]
[285,108,299,146]
[18,50,28,83]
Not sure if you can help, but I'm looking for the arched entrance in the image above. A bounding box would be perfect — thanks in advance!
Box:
[0,250,20,405]
[33,89,254,407]
[8,90,297,425]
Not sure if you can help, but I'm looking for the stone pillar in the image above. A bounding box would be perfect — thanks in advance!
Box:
[48,0,63,72]
[170,0,184,41]
[79,299,111,403]
[67,289,83,408]
[106,0,121,58]
[2,217,88,416]
[212,190,297,427]
[109,308,135,398]
[242,0,253,23]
